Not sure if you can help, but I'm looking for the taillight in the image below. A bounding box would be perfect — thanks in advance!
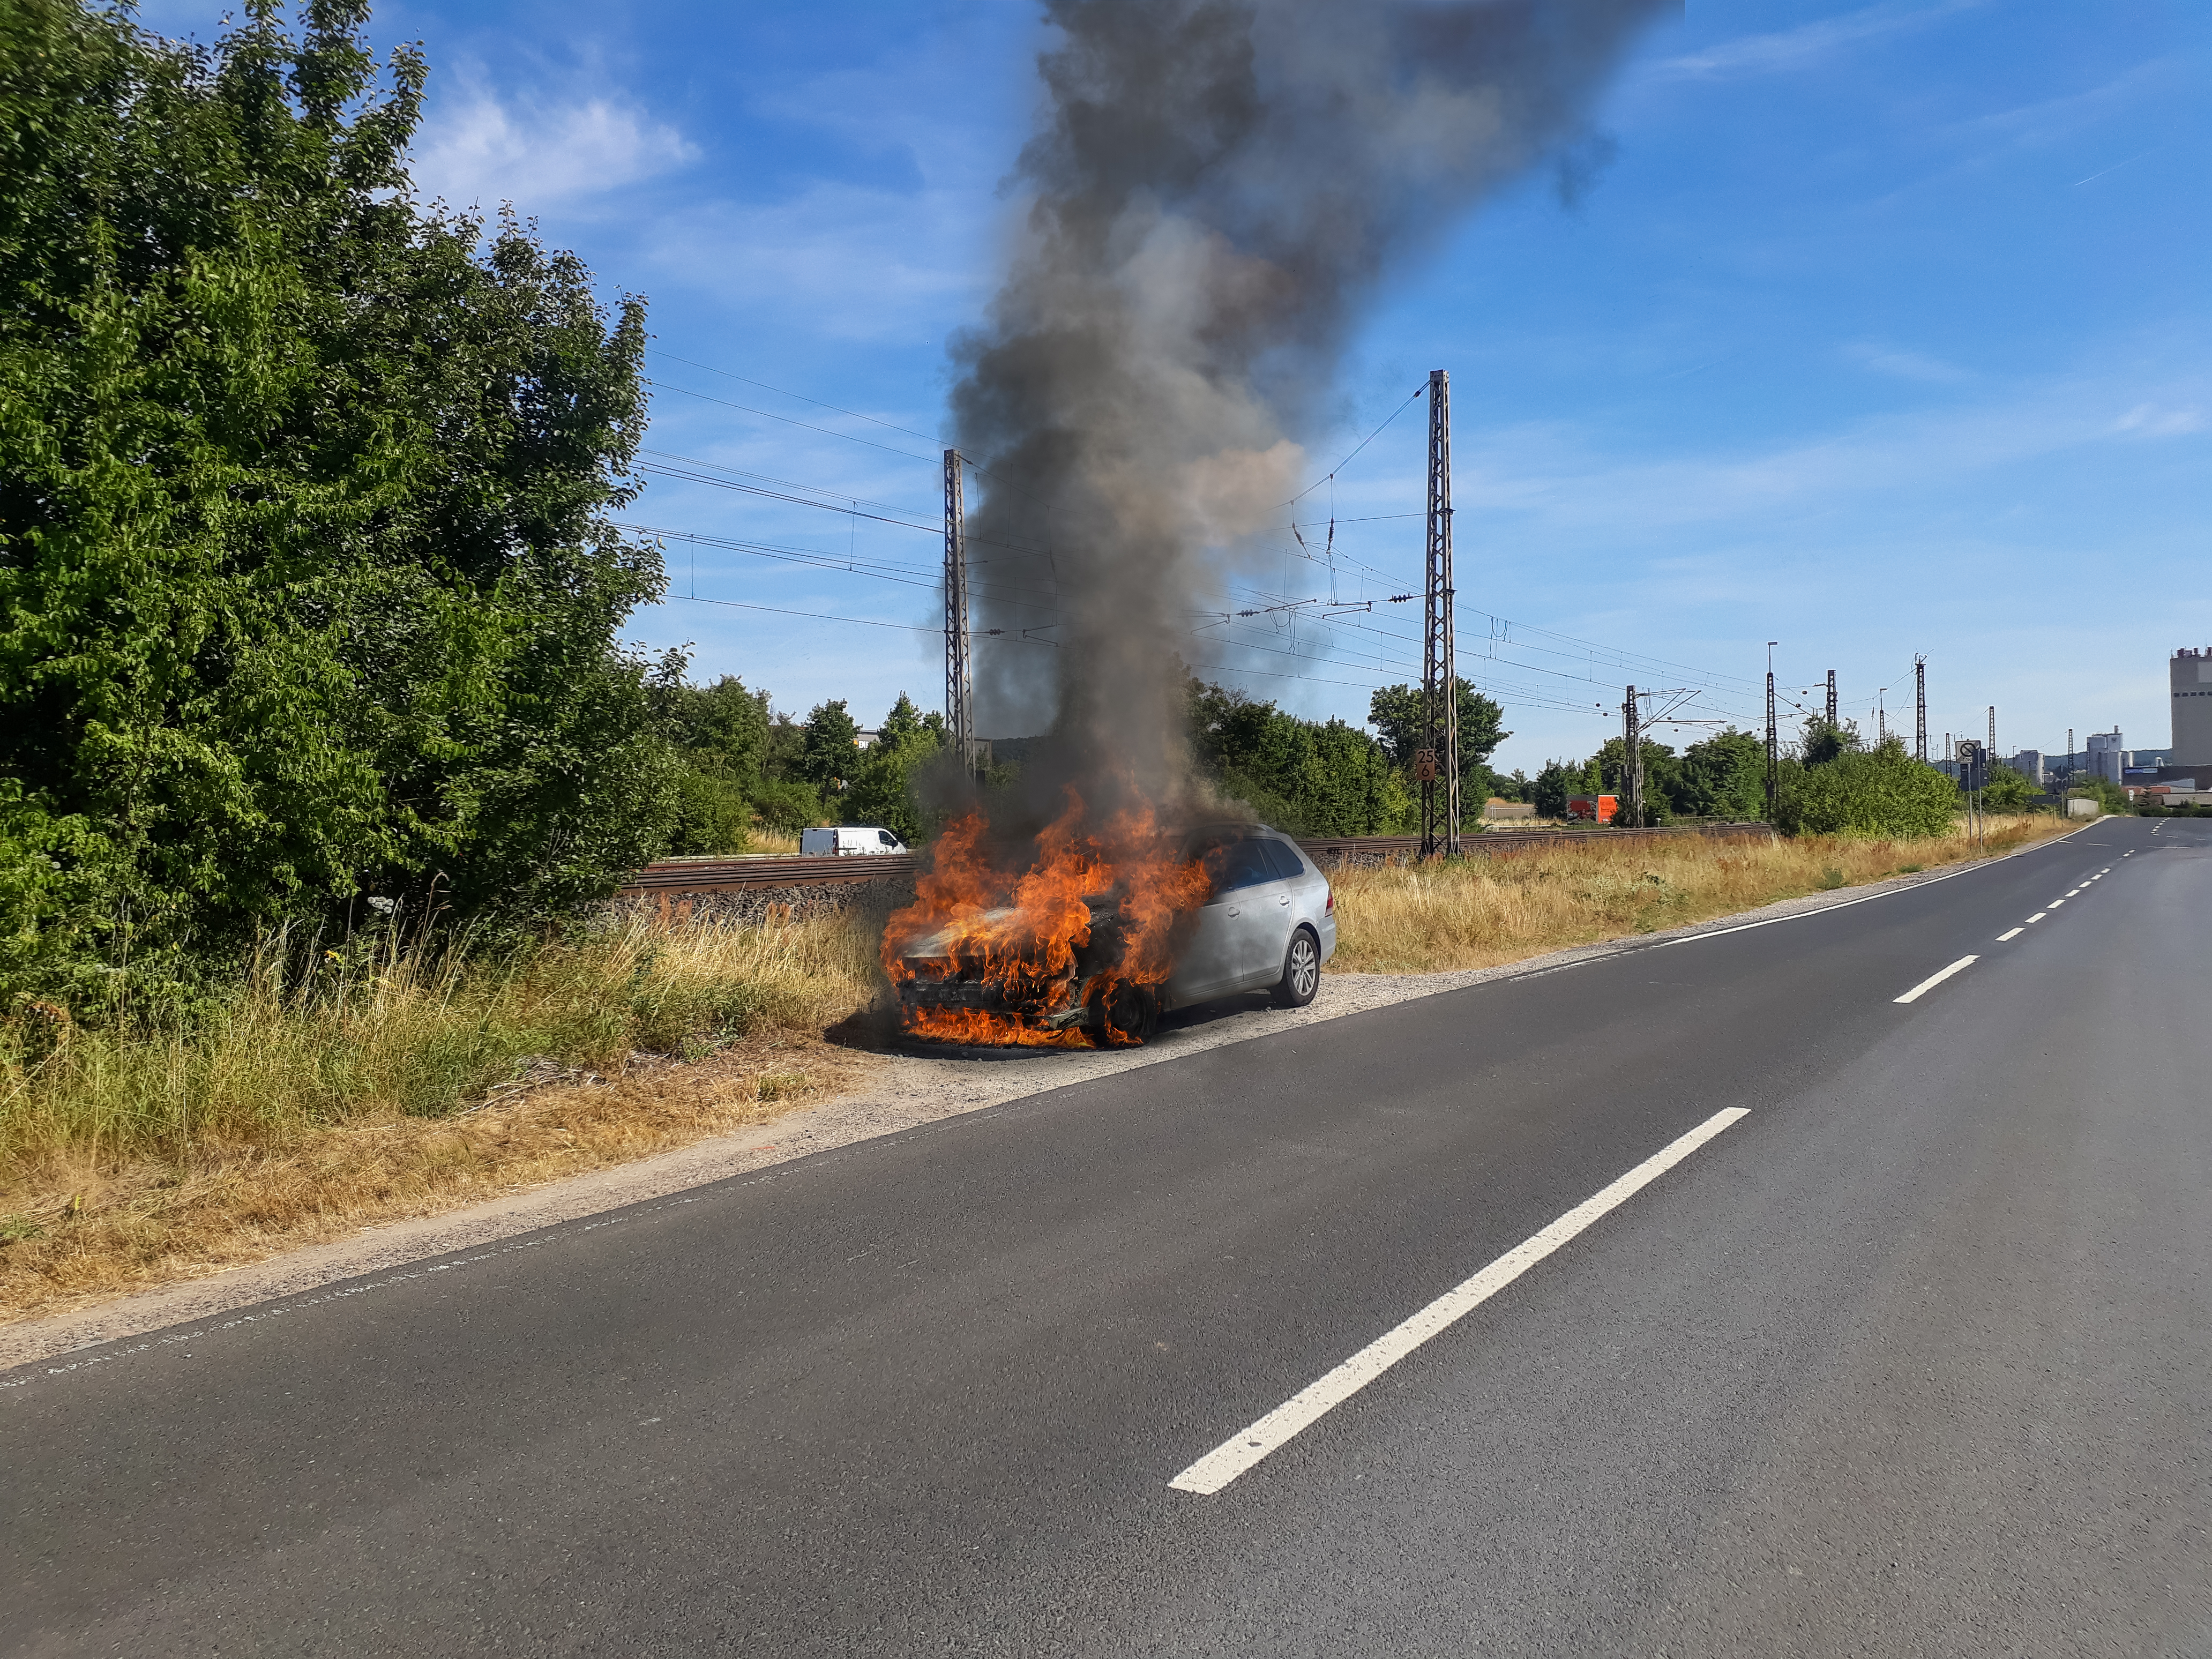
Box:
[1324,886,1334,915]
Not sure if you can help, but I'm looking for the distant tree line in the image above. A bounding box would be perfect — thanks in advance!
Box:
[1507,715,2034,838]
[660,673,1513,849]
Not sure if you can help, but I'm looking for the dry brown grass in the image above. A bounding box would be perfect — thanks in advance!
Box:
[1327,817,2068,974]
[0,912,884,1324]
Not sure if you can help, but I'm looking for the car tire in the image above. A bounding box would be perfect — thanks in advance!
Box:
[1272,927,1321,1008]
[1088,980,1161,1046]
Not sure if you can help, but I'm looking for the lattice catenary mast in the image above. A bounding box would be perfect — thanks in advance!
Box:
[1765,643,1779,821]
[1915,655,1928,764]
[943,449,974,778]
[1624,685,1643,829]
[1419,369,1459,858]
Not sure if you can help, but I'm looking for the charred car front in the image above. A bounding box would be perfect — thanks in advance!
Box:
[894,824,1336,1047]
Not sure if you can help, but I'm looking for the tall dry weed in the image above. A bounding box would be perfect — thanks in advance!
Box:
[0,913,876,1178]
[1328,818,2062,974]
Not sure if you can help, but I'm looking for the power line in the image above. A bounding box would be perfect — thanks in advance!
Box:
[646,349,948,450]
[637,361,1768,723]
[645,379,941,465]
[1281,383,1428,509]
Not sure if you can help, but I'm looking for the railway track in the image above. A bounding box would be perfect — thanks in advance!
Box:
[615,822,1772,895]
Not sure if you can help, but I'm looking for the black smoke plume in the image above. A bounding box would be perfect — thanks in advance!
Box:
[946,0,1674,833]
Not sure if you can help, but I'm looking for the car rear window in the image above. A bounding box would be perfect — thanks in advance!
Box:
[1259,839,1306,881]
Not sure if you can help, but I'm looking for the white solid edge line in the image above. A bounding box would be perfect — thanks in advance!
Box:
[1997,928,2023,941]
[1167,1108,1750,1497]
[1894,954,1979,1004]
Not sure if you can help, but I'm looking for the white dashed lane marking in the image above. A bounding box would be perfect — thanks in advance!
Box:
[1895,955,1980,1005]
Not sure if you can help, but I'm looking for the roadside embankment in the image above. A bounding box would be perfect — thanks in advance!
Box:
[1,815,2070,1328]
[0,915,883,1323]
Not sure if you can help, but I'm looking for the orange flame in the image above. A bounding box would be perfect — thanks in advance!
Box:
[882,788,1211,1048]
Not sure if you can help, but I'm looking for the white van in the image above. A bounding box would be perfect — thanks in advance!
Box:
[800,825,910,857]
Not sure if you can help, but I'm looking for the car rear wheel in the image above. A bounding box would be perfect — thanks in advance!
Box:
[1272,927,1320,1008]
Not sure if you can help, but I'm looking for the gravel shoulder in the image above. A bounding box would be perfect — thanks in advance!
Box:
[0,829,2083,1373]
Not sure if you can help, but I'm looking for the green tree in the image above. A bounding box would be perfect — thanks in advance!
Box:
[1977,762,2037,812]
[1594,736,1681,826]
[1367,679,1509,789]
[1186,681,1410,834]
[1798,716,1863,768]
[842,693,946,843]
[1531,760,1576,820]
[0,0,675,1003]
[1672,728,1767,819]
[799,700,861,798]
[1776,737,1959,838]
[665,676,771,855]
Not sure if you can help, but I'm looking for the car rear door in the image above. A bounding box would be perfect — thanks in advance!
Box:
[1169,836,1288,1000]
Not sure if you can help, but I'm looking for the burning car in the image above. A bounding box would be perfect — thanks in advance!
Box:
[885,819,1335,1049]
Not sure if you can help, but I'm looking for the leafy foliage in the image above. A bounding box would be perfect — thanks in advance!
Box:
[1367,678,1509,802]
[1975,762,2037,812]
[1776,737,1960,838]
[0,0,674,1004]
[666,676,771,855]
[1674,728,1769,820]
[841,693,947,844]
[1187,681,1411,834]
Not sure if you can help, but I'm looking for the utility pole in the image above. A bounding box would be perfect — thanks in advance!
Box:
[1624,685,1642,829]
[1915,656,1928,764]
[943,449,974,779]
[1957,738,1977,843]
[1765,642,1779,822]
[1826,669,1837,729]
[1419,369,1459,858]
[1878,691,1886,746]
[1987,705,1998,839]
[2067,726,2075,787]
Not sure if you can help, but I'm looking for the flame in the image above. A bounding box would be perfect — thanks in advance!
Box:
[882,788,1212,1048]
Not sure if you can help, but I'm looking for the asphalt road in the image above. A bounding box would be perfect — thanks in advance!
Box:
[6,817,2209,1656]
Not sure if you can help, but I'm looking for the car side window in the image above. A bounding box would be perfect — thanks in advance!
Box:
[1209,838,1277,895]
[1259,839,1306,881]
[878,829,899,847]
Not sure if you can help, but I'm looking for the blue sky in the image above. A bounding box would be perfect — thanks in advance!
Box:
[146,0,2211,771]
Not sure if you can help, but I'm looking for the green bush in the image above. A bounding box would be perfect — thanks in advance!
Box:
[1776,738,1959,838]
[1,0,676,1005]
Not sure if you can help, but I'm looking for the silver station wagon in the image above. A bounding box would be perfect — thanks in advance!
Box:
[894,821,1337,1047]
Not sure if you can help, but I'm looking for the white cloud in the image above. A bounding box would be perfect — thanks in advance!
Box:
[646,181,995,344]
[1647,0,1987,82]
[2114,403,2206,437]
[410,79,698,211]
[1456,363,2209,541]
[1845,342,1975,384]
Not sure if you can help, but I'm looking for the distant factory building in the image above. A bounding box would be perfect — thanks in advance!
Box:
[2010,749,2044,784]
[2174,648,2212,767]
[2086,729,2125,785]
